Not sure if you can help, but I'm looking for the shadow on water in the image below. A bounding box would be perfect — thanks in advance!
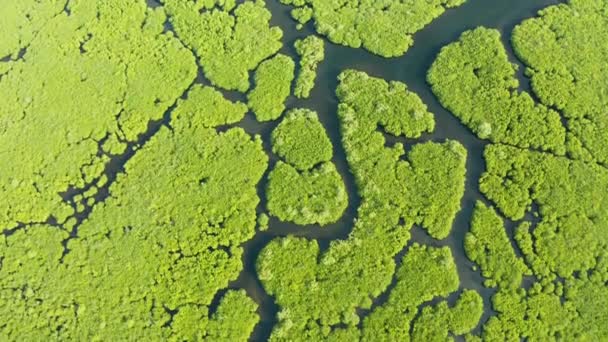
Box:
[205,0,566,340]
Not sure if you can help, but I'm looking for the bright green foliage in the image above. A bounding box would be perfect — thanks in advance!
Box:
[205,290,260,341]
[268,109,346,225]
[168,289,258,341]
[338,70,460,239]
[337,69,435,139]
[248,54,295,121]
[564,270,608,340]
[271,108,333,170]
[481,144,608,279]
[257,213,270,231]
[465,202,531,289]
[435,7,608,339]
[0,0,66,59]
[256,70,466,340]
[410,290,484,341]
[428,27,566,154]
[0,81,266,339]
[464,200,608,341]
[294,36,324,99]
[267,162,347,226]
[164,0,283,92]
[174,85,248,128]
[257,236,362,341]
[279,0,466,57]
[0,225,71,341]
[0,0,197,230]
[512,0,608,164]
[291,7,313,28]
[361,245,464,342]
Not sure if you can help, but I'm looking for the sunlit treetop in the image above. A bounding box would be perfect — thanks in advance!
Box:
[481,144,608,279]
[293,36,324,99]
[0,0,66,59]
[361,244,475,341]
[0,0,197,230]
[256,70,467,340]
[173,84,248,129]
[266,161,348,226]
[410,289,483,341]
[465,199,608,340]
[338,69,435,139]
[248,53,295,122]
[268,108,346,226]
[163,0,283,92]
[512,0,608,164]
[271,108,333,171]
[0,73,267,339]
[428,27,566,154]
[465,201,531,289]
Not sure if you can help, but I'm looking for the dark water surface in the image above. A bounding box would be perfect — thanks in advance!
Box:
[223,1,565,340]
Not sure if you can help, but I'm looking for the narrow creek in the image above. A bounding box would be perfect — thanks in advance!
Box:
[204,0,565,340]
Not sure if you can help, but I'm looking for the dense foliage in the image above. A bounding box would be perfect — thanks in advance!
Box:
[174,85,248,127]
[267,162,347,226]
[271,109,333,171]
[465,200,608,340]
[293,36,324,99]
[279,0,466,57]
[3,0,608,340]
[338,69,435,139]
[163,0,283,92]
[512,0,608,164]
[0,0,196,232]
[248,54,295,122]
[256,70,468,340]
[434,3,608,339]
[465,201,531,289]
[481,145,608,278]
[268,109,346,225]
[410,289,483,341]
[428,27,566,154]
[0,78,267,339]
[0,2,266,336]
[0,0,66,59]
[362,245,480,341]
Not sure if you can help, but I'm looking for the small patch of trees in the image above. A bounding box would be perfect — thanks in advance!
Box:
[294,36,324,99]
[267,109,346,225]
[248,54,295,122]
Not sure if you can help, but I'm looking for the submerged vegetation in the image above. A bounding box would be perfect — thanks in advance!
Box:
[2,0,608,340]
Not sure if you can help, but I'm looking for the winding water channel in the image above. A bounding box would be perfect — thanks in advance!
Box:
[219,1,566,340]
[137,0,568,340]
